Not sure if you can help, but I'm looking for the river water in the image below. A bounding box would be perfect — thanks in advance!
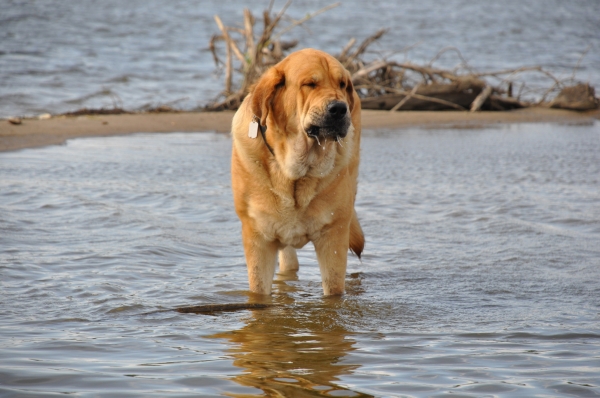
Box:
[1,0,600,118]
[1,122,599,396]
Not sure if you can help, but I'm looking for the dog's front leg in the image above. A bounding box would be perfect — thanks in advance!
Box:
[241,223,278,295]
[314,224,350,295]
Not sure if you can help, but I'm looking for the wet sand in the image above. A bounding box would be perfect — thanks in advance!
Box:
[1,108,599,152]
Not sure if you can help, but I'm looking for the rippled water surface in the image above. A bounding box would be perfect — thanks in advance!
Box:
[1,0,599,117]
[1,123,600,397]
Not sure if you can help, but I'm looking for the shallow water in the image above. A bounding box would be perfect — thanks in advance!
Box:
[1,123,600,397]
[2,0,600,118]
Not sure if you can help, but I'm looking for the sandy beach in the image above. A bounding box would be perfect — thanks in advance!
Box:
[1,107,599,153]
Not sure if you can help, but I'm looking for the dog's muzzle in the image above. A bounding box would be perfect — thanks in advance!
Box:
[326,100,348,121]
[306,100,351,140]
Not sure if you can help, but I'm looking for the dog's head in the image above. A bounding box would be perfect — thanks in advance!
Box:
[250,48,356,142]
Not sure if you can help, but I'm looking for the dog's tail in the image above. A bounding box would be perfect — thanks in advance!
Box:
[349,210,364,259]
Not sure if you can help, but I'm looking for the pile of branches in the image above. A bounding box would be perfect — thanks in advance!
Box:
[207,1,340,110]
[207,2,598,112]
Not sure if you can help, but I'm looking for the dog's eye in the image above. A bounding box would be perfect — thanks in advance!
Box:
[340,81,346,89]
[304,82,317,89]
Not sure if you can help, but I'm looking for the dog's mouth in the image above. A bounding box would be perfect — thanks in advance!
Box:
[306,125,321,138]
[305,122,349,141]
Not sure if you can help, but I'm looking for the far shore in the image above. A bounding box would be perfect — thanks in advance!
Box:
[1,107,599,153]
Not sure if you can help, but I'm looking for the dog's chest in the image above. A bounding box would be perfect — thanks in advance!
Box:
[251,186,333,248]
[264,205,331,248]
[247,147,347,248]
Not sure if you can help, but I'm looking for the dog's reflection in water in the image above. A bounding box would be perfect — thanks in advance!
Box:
[210,272,372,397]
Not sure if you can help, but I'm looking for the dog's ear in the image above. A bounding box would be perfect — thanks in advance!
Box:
[344,72,356,113]
[250,66,285,127]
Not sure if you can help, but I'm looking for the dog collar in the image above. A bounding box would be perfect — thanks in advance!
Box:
[250,115,275,156]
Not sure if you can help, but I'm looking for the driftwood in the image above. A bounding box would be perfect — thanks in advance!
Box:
[360,82,481,111]
[470,86,493,112]
[207,2,341,111]
[142,302,275,316]
[62,107,131,116]
[550,83,599,111]
[176,303,274,314]
[206,2,598,113]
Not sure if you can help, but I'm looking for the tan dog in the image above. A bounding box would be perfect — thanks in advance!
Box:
[231,48,364,295]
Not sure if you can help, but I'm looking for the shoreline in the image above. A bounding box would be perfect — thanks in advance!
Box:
[1,108,599,153]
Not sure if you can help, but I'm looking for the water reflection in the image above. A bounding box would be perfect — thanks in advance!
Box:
[211,272,372,397]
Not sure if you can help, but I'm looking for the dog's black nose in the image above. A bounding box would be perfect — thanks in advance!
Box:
[327,101,348,120]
